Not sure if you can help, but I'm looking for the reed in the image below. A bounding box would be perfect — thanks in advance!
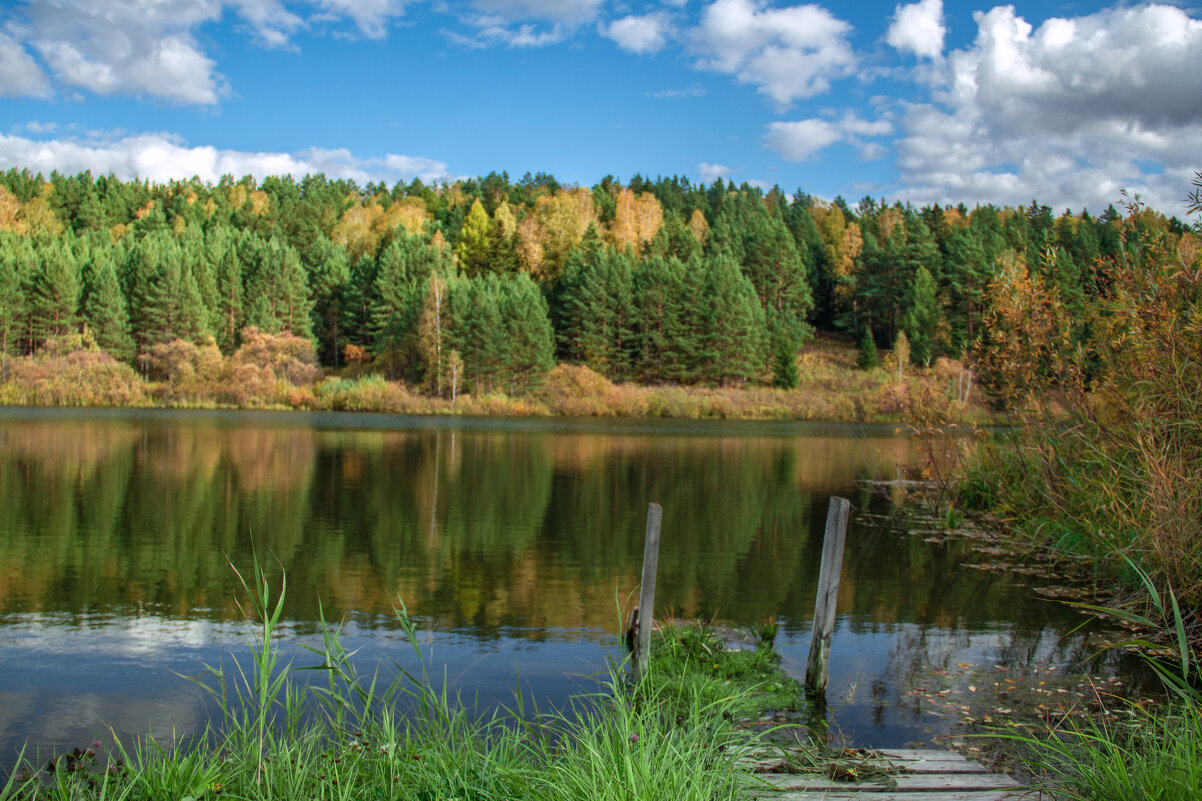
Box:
[2,560,777,801]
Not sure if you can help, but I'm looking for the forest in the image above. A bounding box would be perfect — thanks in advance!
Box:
[0,166,1195,402]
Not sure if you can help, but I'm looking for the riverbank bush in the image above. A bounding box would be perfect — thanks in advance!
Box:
[0,334,146,407]
[956,200,1202,619]
[0,332,996,423]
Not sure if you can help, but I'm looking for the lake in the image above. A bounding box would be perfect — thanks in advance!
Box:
[0,408,1122,762]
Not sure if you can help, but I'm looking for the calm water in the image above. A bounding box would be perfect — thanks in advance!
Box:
[0,408,1118,760]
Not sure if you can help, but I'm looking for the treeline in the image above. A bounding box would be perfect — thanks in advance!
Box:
[0,167,1193,397]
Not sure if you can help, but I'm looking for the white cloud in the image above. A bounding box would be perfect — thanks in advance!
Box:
[698,162,731,181]
[21,121,59,133]
[689,0,855,109]
[602,13,671,54]
[766,113,892,161]
[450,0,604,47]
[0,130,457,186]
[313,0,415,39]
[14,0,226,105]
[381,153,458,184]
[890,4,1202,213]
[229,0,305,48]
[0,31,52,97]
[886,0,944,60]
[0,0,421,104]
[765,119,840,161]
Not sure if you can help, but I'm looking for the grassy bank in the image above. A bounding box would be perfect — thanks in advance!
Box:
[0,564,813,801]
[0,332,997,424]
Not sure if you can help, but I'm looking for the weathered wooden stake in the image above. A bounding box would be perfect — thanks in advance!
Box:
[805,496,850,694]
[633,502,663,682]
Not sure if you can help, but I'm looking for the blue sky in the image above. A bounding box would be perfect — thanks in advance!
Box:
[1,0,1199,215]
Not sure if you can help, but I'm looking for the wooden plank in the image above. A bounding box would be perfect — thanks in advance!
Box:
[875,749,986,773]
[632,502,662,681]
[751,792,1033,801]
[759,772,1023,792]
[805,496,850,693]
[737,748,985,775]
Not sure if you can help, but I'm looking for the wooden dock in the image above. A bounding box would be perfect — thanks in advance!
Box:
[742,747,1045,800]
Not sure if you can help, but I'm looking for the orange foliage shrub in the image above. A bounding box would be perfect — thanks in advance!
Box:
[232,327,322,386]
[535,364,620,416]
[0,334,146,406]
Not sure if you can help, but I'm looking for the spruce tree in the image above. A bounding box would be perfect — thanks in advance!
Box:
[904,265,939,366]
[772,342,799,388]
[857,327,879,369]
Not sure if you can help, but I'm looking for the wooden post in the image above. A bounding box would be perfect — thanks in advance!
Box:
[633,503,663,682]
[805,496,850,694]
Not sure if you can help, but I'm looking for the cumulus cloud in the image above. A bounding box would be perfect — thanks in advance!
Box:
[0,0,421,103]
[0,31,53,97]
[0,130,457,185]
[12,0,226,105]
[601,13,671,54]
[890,3,1202,212]
[885,0,944,59]
[689,0,855,109]
[766,113,891,161]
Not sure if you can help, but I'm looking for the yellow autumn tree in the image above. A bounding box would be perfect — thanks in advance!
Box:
[608,189,663,254]
[517,187,596,280]
[687,208,710,245]
[332,196,430,263]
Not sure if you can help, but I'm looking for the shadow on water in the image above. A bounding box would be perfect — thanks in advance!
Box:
[0,407,1135,757]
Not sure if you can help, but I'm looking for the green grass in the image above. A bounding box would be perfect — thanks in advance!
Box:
[1,562,802,801]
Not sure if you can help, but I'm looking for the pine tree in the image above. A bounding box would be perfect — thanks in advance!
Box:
[307,237,351,365]
[246,238,313,338]
[214,241,244,353]
[450,275,505,394]
[631,255,687,382]
[485,202,521,276]
[84,255,135,361]
[700,252,766,385]
[0,234,32,355]
[28,240,81,346]
[372,232,449,379]
[500,273,555,394]
[556,243,633,378]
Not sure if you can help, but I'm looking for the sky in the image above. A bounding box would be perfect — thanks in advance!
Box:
[0,0,1199,216]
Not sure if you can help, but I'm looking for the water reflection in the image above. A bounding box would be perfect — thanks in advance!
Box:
[0,409,1108,757]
